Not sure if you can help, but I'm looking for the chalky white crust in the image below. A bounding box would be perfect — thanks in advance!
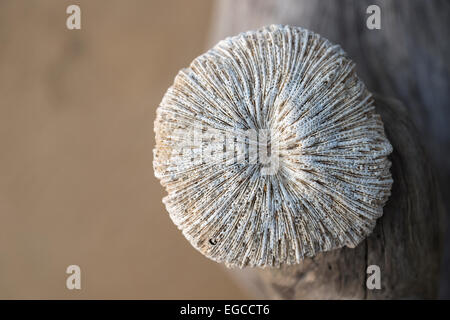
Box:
[153,25,393,268]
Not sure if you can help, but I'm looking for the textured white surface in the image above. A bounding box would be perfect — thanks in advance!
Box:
[153,25,393,268]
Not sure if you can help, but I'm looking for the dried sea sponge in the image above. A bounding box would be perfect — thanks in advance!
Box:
[153,25,393,268]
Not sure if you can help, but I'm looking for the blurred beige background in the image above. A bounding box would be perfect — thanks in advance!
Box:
[0,0,248,299]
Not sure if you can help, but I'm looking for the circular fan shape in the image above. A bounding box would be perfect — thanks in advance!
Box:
[153,25,393,268]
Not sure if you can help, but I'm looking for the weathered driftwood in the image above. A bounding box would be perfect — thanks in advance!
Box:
[210,0,448,299]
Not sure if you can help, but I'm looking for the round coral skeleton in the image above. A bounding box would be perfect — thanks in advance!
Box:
[153,25,393,268]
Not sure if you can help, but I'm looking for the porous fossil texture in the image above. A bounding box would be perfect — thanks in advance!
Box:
[153,25,393,268]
